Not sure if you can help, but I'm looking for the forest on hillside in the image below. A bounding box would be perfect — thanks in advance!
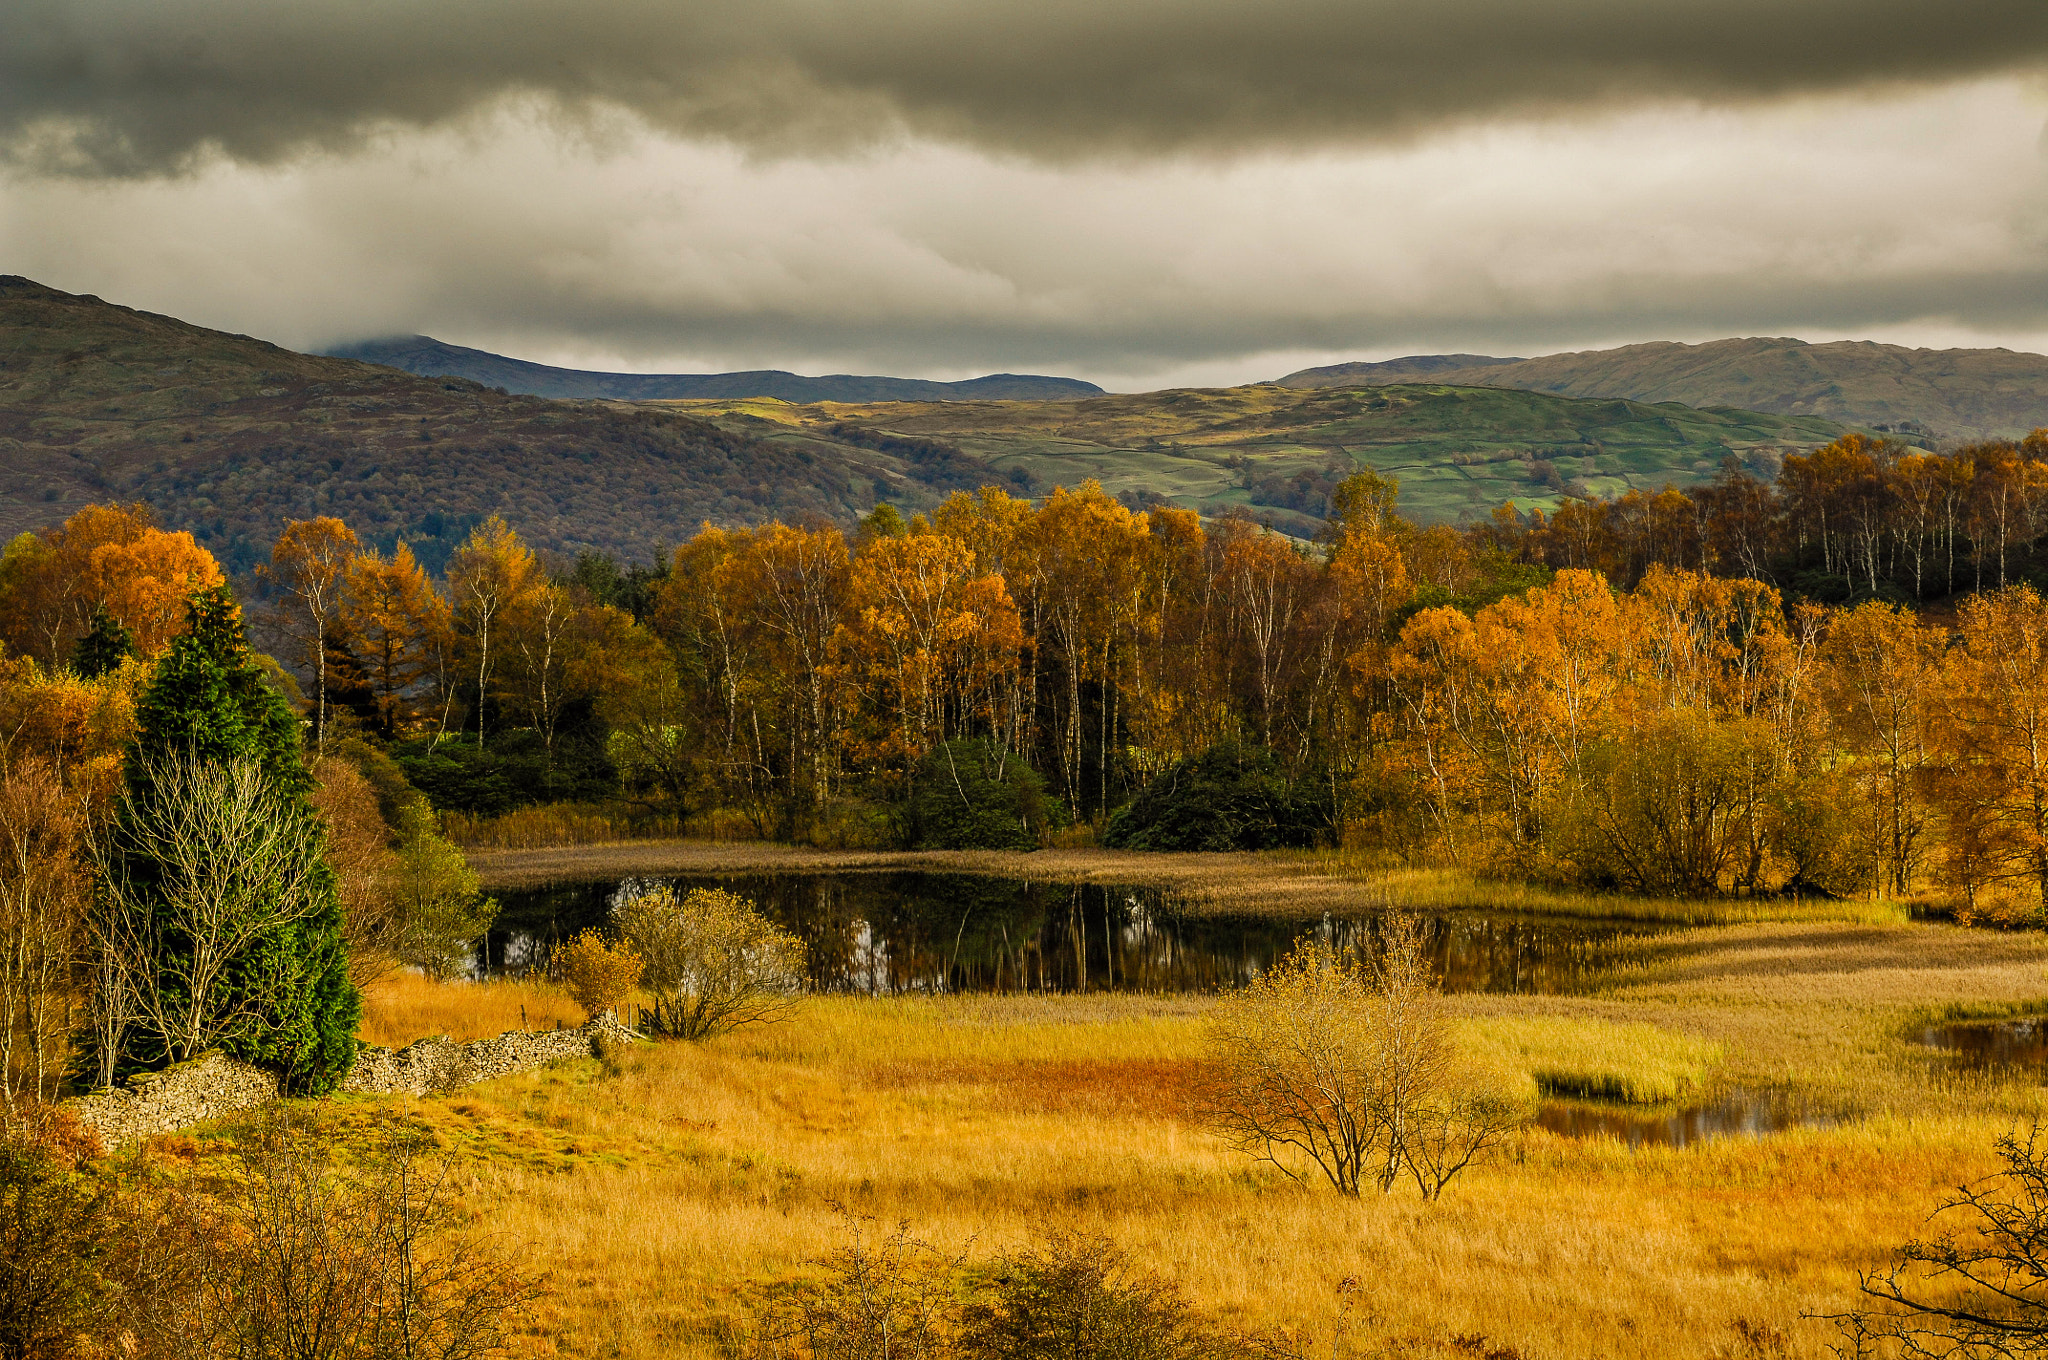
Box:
[7,424,2048,919]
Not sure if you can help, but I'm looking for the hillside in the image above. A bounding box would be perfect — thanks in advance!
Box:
[328,335,1105,403]
[668,382,1849,533]
[0,279,1024,570]
[1280,337,2048,441]
[1275,354,1520,384]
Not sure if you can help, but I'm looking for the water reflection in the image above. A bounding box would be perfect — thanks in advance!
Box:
[1915,1018,2048,1070]
[483,871,1666,996]
[1536,1088,1826,1148]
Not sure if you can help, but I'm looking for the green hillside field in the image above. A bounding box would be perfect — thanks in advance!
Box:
[1283,337,2048,443]
[663,382,1852,531]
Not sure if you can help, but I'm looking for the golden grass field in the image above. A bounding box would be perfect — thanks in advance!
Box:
[296,907,2048,1360]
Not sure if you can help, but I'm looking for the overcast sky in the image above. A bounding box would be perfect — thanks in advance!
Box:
[4,0,2046,390]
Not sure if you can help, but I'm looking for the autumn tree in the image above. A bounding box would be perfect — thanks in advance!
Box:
[342,540,451,736]
[0,763,86,1109]
[1824,602,1944,897]
[264,517,361,752]
[717,524,849,818]
[0,505,225,665]
[840,530,1023,774]
[446,515,539,748]
[0,657,140,810]
[1928,587,2048,912]
[1013,484,1147,814]
[309,754,403,987]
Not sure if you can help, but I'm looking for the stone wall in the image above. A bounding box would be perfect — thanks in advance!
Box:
[341,1015,635,1097]
[67,1015,636,1146]
[67,1051,282,1148]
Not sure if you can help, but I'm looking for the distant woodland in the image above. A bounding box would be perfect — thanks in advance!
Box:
[7,422,2048,920]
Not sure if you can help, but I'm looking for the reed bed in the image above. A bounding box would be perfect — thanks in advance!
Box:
[1463,1015,1722,1103]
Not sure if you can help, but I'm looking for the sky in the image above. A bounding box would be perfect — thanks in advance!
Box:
[3,0,2047,391]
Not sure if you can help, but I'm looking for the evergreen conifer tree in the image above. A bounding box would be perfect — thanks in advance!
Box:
[105,585,359,1093]
[70,603,135,678]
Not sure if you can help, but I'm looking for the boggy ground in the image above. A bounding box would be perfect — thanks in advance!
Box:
[293,912,2048,1359]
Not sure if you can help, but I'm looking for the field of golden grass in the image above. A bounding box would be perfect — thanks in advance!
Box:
[356,970,587,1047]
[313,914,2048,1359]
[465,838,1904,925]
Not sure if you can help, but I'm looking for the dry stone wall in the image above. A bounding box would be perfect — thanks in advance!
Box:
[68,1015,635,1146]
[66,1051,282,1148]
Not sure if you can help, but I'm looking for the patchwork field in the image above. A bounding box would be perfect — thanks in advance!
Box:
[665,383,1851,531]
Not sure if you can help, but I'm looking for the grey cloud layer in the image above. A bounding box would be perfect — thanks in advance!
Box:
[7,0,2048,174]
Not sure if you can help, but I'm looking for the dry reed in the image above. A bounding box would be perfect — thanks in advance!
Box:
[356,970,586,1047]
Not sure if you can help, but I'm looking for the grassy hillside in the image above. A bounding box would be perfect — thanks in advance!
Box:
[1282,337,2048,442]
[669,382,1849,531]
[329,335,1105,403]
[0,278,1020,570]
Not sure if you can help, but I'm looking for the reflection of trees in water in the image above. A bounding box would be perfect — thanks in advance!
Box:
[481,873,1666,996]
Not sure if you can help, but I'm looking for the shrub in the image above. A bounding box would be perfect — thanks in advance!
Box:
[390,799,498,979]
[614,885,805,1040]
[394,722,618,817]
[0,1125,113,1360]
[1202,917,1526,1199]
[554,929,644,1019]
[1545,711,1860,898]
[1104,743,1330,852]
[190,1113,542,1359]
[1834,1123,2048,1356]
[961,1232,1242,1360]
[728,1217,1262,1360]
[908,739,1060,851]
[730,1213,960,1360]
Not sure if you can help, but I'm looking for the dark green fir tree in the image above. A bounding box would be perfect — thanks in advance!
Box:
[107,585,359,1094]
[70,603,136,679]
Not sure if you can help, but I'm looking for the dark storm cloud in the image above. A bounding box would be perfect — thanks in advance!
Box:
[5,0,2047,175]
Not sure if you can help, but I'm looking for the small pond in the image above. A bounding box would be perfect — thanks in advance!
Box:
[483,871,1672,996]
[1914,1018,2048,1070]
[1535,1088,1830,1149]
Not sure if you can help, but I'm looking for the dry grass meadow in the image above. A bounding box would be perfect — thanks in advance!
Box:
[280,899,2048,1360]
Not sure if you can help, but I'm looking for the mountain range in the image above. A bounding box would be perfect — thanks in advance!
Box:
[1279,337,2048,440]
[0,277,1029,570]
[10,277,2027,568]
[328,335,1103,403]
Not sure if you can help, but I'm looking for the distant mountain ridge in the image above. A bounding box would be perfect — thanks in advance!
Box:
[1274,354,1521,384]
[0,277,1028,569]
[327,335,1105,403]
[1279,337,2048,440]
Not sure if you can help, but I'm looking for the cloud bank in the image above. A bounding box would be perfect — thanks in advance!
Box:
[6,81,2045,387]
[5,0,2048,175]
